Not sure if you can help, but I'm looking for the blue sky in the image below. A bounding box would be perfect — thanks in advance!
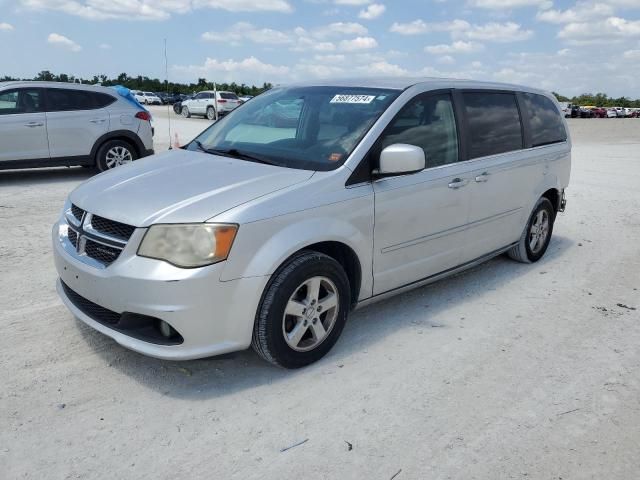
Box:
[1,0,640,97]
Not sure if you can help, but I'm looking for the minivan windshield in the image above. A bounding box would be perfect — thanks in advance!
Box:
[187,86,400,170]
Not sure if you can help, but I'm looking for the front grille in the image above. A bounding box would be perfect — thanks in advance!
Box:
[71,204,84,222]
[68,228,78,248]
[61,281,121,324]
[91,215,136,241]
[84,240,121,266]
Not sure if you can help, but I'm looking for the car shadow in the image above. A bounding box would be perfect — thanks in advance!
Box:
[0,167,94,186]
[78,235,574,400]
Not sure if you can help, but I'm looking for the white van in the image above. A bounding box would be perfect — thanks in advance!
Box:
[53,78,570,368]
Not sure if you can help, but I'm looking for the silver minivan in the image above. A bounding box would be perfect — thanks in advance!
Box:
[53,78,571,368]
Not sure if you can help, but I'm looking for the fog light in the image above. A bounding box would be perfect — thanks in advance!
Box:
[159,320,174,338]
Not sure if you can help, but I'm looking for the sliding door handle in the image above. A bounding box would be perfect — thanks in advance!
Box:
[448,178,469,189]
[475,172,490,182]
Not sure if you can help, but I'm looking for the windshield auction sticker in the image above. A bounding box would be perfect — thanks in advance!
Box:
[330,94,376,104]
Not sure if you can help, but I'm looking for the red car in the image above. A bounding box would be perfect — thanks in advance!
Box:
[590,107,607,118]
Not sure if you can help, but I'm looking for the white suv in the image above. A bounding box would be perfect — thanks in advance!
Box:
[0,82,154,171]
[180,91,241,119]
[132,91,161,105]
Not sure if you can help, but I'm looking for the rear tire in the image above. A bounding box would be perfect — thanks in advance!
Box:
[206,106,216,120]
[181,106,191,118]
[508,197,555,263]
[252,251,351,369]
[96,139,137,172]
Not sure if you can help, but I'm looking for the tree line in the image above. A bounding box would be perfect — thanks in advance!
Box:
[2,71,639,107]
[552,91,640,108]
[1,70,273,96]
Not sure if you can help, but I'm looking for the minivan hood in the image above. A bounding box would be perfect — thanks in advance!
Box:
[70,150,314,226]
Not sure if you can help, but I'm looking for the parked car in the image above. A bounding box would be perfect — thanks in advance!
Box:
[239,95,254,103]
[606,108,618,118]
[0,81,153,171]
[590,107,607,118]
[579,107,593,118]
[614,107,626,118]
[570,105,580,118]
[558,102,571,118]
[180,91,242,119]
[53,78,570,368]
[172,94,193,115]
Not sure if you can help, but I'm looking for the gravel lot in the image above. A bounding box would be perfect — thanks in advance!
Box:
[1,116,639,479]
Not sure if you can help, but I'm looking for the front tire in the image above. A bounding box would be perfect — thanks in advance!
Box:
[96,139,137,172]
[181,106,191,118]
[508,197,555,263]
[252,251,351,369]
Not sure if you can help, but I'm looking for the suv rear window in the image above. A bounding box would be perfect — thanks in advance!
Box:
[463,92,523,159]
[220,92,238,100]
[46,89,114,111]
[522,93,567,147]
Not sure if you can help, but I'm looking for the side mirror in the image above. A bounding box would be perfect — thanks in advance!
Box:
[376,144,425,177]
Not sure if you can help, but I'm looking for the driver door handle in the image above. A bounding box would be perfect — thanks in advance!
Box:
[475,172,490,182]
[25,122,44,127]
[448,178,469,189]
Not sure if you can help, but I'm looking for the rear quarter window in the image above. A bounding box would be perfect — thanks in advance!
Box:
[220,92,239,100]
[522,93,567,147]
[463,92,523,159]
[92,92,116,108]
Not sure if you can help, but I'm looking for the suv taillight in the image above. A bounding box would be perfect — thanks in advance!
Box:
[135,111,151,121]
[217,99,227,103]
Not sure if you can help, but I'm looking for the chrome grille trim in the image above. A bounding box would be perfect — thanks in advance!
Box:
[60,209,136,268]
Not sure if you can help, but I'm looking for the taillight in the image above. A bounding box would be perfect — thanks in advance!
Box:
[217,99,227,103]
[135,111,151,121]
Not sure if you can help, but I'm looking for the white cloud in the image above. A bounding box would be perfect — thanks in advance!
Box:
[173,56,289,80]
[468,0,551,9]
[437,55,456,64]
[537,2,614,24]
[20,0,292,21]
[202,22,291,45]
[389,19,470,35]
[623,49,640,59]
[358,60,408,76]
[0,22,14,31]
[455,22,533,42]
[334,0,371,5]
[425,40,484,54]
[99,43,111,49]
[313,22,368,38]
[358,3,385,20]
[47,32,82,52]
[558,16,640,44]
[339,36,378,51]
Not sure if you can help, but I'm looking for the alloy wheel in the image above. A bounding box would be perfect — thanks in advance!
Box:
[282,276,339,352]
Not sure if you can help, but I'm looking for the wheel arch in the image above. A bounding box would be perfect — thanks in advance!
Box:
[90,130,144,164]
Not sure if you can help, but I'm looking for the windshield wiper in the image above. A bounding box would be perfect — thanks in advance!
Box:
[207,148,276,166]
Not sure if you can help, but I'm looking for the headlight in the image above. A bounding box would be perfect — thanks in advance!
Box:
[137,223,238,268]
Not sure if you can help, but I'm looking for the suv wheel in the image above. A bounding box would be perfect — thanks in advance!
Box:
[206,106,216,120]
[252,251,351,368]
[508,197,555,263]
[181,106,191,118]
[96,139,137,172]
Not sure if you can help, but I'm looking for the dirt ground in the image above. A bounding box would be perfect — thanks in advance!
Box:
[1,116,639,480]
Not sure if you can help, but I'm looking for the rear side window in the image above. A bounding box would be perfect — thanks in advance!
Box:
[522,93,567,147]
[220,92,238,100]
[92,92,115,108]
[47,89,99,111]
[463,92,523,159]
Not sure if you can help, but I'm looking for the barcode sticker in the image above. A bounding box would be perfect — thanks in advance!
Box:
[330,94,376,104]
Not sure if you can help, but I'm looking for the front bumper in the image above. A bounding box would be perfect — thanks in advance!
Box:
[52,222,269,360]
